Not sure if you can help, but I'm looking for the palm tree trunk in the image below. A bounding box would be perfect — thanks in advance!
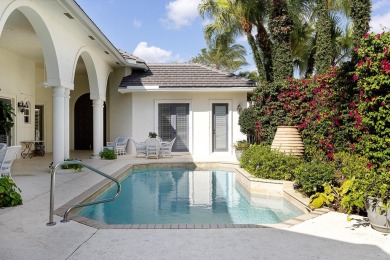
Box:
[314,0,333,74]
[269,0,293,81]
[256,24,274,82]
[350,0,371,63]
[246,32,266,81]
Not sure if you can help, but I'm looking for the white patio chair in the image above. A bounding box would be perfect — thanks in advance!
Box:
[106,137,129,155]
[146,138,160,159]
[0,143,7,151]
[131,138,146,157]
[159,137,176,158]
[0,146,21,179]
[0,143,6,164]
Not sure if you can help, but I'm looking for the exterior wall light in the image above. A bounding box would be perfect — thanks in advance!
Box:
[18,101,28,113]
[237,103,242,113]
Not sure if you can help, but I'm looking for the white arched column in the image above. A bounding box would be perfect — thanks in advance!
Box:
[52,86,65,164]
[92,99,104,159]
[64,88,70,159]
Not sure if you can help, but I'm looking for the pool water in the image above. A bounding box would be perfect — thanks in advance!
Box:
[77,168,304,224]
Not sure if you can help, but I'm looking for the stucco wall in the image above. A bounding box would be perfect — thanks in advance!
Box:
[107,69,133,147]
[129,91,247,156]
[35,66,53,152]
[0,47,35,151]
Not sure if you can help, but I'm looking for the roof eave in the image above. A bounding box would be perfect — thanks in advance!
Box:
[127,63,149,71]
[61,0,132,66]
[118,86,254,93]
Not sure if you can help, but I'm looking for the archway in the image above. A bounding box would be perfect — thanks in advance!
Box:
[74,93,93,150]
[74,93,107,150]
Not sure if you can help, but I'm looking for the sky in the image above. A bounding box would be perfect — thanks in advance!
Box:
[76,0,390,73]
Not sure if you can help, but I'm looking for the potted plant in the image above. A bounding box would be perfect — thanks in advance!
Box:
[365,168,390,233]
[148,131,157,138]
[0,176,22,207]
[340,165,390,233]
[233,140,249,160]
[308,152,390,233]
[0,101,15,137]
[99,148,117,160]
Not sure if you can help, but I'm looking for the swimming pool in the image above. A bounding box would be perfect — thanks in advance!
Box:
[77,168,304,225]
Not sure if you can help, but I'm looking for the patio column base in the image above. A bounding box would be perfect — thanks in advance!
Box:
[91,154,101,160]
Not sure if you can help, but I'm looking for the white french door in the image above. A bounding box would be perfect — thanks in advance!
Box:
[212,103,228,152]
[158,103,189,152]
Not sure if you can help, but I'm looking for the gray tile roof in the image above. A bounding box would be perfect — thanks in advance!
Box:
[119,63,256,88]
[117,49,146,64]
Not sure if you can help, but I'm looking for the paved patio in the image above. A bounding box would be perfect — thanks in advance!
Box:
[0,151,389,260]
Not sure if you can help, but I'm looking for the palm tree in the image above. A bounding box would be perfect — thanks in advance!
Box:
[190,38,248,72]
[199,0,272,82]
[331,16,354,66]
[289,0,356,76]
[199,0,368,79]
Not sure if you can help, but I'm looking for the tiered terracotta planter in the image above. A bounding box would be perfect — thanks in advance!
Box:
[271,126,304,156]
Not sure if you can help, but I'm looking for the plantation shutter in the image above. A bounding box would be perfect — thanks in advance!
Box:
[158,104,173,141]
[175,104,189,152]
[213,104,228,151]
[158,103,189,152]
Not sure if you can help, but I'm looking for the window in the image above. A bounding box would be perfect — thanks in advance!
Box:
[35,105,44,141]
[24,101,31,124]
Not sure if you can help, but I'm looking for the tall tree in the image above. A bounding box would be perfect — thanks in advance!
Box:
[289,0,316,77]
[350,0,371,45]
[314,0,333,74]
[199,0,368,79]
[269,0,293,81]
[350,0,371,63]
[330,16,354,66]
[199,0,273,82]
[190,39,248,72]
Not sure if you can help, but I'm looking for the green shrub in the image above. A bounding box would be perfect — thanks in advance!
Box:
[354,31,390,168]
[293,158,336,196]
[240,144,302,181]
[333,152,372,181]
[61,159,84,171]
[334,152,376,213]
[238,107,257,142]
[99,148,117,160]
[0,101,15,135]
[309,152,377,214]
[0,177,22,207]
[234,140,250,151]
[251,66,361,160]
[310,184,342,211]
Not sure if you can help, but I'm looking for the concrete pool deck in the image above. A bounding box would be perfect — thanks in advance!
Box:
[0,151,389,259]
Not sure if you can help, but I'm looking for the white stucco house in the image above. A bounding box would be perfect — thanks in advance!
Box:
[0,0,255,164]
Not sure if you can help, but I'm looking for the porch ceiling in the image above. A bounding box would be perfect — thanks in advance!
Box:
[0,10,44,66]
[0,9,88,73]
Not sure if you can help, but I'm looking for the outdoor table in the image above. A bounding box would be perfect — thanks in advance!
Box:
[20,140,45,158]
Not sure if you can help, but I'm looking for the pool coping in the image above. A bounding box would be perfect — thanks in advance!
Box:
[54,162,331,229]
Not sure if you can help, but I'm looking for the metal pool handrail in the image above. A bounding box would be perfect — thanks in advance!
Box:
[46,160,121,226]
